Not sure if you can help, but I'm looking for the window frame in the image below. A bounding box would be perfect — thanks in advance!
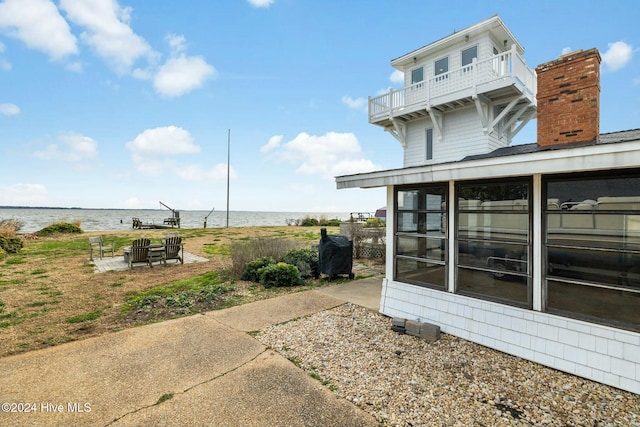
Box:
[455,178,533,308]
[394,184,448,290]
[461,45,478,69]
[434,56,449,81]
[542,170,640,331]
[426,128,433,160]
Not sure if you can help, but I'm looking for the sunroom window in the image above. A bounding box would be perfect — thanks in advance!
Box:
[545,171,640,331]
[456,179,531,307]
[395,185,447,289]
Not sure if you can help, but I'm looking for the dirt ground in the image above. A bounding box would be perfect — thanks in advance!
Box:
[0,226,384,358]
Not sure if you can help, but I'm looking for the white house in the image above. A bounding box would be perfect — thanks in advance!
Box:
[336,15,640,395]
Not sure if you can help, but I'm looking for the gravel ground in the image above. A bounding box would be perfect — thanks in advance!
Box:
[257,303,640,427]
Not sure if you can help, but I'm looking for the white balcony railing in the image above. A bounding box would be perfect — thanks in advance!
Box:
[369,46,537,122]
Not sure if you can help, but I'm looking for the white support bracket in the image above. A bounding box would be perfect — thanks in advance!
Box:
[473,94,491,133]
[386,117,407,147]
[490,95,524,133]
[510,110,536,140]
[426,107,444,141]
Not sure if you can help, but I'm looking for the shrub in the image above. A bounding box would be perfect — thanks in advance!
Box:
[36,222,83,236]
[365,218,385,228]
[282,247,318,278]
[0,219,22,237]
[0,236,23,254]
[241,256,276,282]
[319,218,341,227]
[259,262,304,288]
[0,248,6,259]
[300,216,319,227]
[230,237,301,278]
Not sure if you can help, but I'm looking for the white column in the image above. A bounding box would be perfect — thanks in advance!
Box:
[448,180,456,292]
[385,185,395,281]
[532,174,542,311]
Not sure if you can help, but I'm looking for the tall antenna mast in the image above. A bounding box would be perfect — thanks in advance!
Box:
[226,129,230,228]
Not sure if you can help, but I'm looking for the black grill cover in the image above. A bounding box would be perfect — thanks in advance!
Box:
[318,228,353,278]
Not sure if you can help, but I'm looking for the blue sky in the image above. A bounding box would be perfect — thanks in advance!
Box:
[0,0,638,212]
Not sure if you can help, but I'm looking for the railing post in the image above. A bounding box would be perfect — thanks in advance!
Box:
[472,57,478,95]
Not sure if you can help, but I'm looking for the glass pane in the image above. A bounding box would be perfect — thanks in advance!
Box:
[547,175,640,212]
[435,57,448,75]
[425,190,445,210]
[396,258,446,289]
[458,241,528,274]
[547,246,640,286]
[397,190,419,210]
[462,46,478,66]
[548,281,640,331]
[397,236,445,261]
[411,67,423,84]
[397,212,417,232]
[458,267,528,305]
[548,213,640,250]
[458,182,529,210]
[458,212,528,241]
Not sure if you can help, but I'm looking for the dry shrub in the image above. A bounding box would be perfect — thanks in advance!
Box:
[229,237,302,279]
[0,219,23,237]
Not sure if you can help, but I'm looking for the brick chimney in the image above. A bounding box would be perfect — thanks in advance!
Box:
[535,48,601,147]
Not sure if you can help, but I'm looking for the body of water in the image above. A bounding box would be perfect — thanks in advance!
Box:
[0,208,355,234]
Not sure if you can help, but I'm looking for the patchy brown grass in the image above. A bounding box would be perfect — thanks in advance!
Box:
[0,226,384,358]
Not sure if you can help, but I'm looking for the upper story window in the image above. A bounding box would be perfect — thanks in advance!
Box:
[411,67,424,87]
[434,57,448,81]
[461,45,478,70]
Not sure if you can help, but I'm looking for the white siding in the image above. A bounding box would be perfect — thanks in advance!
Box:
[403,106,510,167]
[380,280,640,395]
[403,118,431,167]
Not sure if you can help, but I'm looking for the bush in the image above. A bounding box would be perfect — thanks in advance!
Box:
[0,219,22,237]
[300,216,319,226]
[0,247,6,258]
[0,236,23,254]
[365,217,385,228]
[259,262,304,288]
[319,218,341,226]
[241,256,276,282]
[230,237,301,279]
[282,247,318,278]
[36,222,83,236]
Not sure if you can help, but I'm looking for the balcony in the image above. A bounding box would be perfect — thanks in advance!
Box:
[369,47,537,128]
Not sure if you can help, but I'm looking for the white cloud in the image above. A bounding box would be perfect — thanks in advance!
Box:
[153,54,216,97]
[0,41,4,52]
[126,126,226,182]
[561,47,572,55]
[0,183,48,206]
[165,33,187,54]
[0,58,10,71]
[601,41,633,71]
[261,135,282,153]
[390,69,404,84]
[263,131,379,178]
[66,61,83,73]
[34,132,98,162]
[127,126,200,156]
[341,96,367,110]
[0,0,78,60]
[248,0,274,7]
[0,103,20,115]
[175,163,236,182]
[59,0,153,74]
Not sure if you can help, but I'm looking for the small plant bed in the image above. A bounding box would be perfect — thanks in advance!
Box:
[120,272,236,323]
